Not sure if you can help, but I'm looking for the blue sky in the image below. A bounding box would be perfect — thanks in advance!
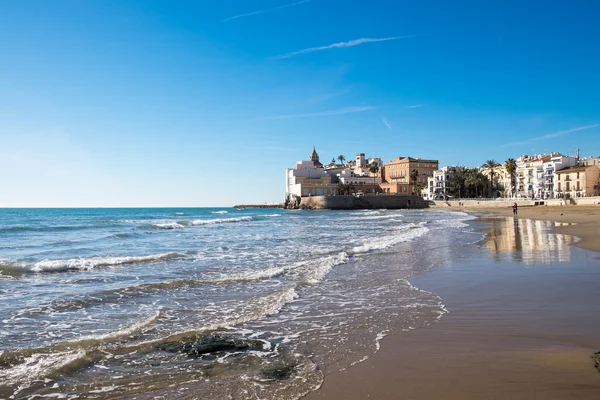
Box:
[0,0,599,206]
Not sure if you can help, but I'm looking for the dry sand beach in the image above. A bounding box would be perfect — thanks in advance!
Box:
[305,205,600,400]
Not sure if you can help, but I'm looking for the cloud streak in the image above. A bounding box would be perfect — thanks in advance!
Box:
[381,117,391,129]
[255,106,378,120]
[271,35,417,59]
[223,0,311,22]
[502,123,600,147]
[403,104,424,109]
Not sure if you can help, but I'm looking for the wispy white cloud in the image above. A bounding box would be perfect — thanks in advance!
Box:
[403,104,424,109]
[255,106,378,120]
[381,117,391,129]
[502,123,600,147]
[223,0,311,22]
[271,35,417,59]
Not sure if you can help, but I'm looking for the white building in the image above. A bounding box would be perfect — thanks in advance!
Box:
[516,153,578,199]
[338,168,382,185]
[352,154,382,176]
[285,148,335,198]
[426,166,461,200]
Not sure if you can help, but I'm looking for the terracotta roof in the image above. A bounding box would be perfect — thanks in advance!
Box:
[555,165,596,174]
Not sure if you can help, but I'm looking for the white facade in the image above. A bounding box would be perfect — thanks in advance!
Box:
[429,166,460,199]
[285,160,332,198]
[367,157,383,168]
[355,153,366,168]
[425,176,435,200]
[516,153,578,199]
[338,168,382,185]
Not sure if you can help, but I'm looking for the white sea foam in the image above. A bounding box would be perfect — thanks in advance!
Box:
[430,219,469,229]
[299,252,348,284]
[351,223,429,254]
[0,349,87,386]
[138,287,298,347]
[1,252,183,273]
[263,214,281,218]
[212,266,288,283]
[73,309,161,343]
[211,211,229,215]
[191,216,253,225]
[153,222,185,229]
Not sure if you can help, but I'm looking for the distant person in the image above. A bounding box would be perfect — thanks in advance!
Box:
[512,202,518,216]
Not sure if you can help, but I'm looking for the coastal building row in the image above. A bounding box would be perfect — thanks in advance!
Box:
[285,148,600,200]
[285,148,437,199]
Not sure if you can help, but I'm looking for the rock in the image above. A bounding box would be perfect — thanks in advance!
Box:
[157,334,268,358]
[261,362,296,381]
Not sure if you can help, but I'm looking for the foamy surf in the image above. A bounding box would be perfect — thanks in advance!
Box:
[0,207,479,400]
[351,223,429,254]
[191,216,253,225]
[0,349,87,387]
[137,286,299,347]
[0,252,184,273]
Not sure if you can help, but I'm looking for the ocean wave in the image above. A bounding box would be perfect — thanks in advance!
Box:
[0,310,161,387]
[0,252,184,273]
[263,214,282,218]
[0,349,88,387]
[211,211,229,215]
[296,252,348,284]
[73,309,161,344]
[354,214,400,220]
[138,287,298,347]
[151,222,186,229]
[433,219,470,229]
[111,267,289,294]
[351,223,429,254]
[191,216,253,225]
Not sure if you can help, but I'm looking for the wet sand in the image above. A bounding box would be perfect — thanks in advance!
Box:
[304,210,600,400]
[473,204,600,253]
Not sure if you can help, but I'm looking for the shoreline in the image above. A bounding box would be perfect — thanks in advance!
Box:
[466,204,600,253]
[304,206,600,400]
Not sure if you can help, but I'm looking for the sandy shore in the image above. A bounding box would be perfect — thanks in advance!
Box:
[470,204,600,253]
[304,206,600,400]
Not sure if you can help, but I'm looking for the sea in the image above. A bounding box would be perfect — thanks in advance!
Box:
[0,207,478,399]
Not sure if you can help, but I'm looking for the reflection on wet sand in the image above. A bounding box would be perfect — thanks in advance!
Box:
[483,217,576,264]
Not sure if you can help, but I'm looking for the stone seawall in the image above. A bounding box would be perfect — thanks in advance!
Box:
[298,195,428,210]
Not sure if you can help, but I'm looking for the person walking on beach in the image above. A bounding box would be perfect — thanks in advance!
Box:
[512,202,518,216]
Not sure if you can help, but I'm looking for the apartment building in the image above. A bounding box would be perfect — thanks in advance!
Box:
[555,165,600,198]
[380,157,438,194]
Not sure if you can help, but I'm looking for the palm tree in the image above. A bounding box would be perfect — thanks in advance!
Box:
[450,167,467,198]
[336,183,356,195]
[482,160,501,198]
[369,162,380,192]
[410,169,419,194]
[465,168,479,197]
[414,181,427,198]
[504,158,517,198]
[337,155,346,165]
